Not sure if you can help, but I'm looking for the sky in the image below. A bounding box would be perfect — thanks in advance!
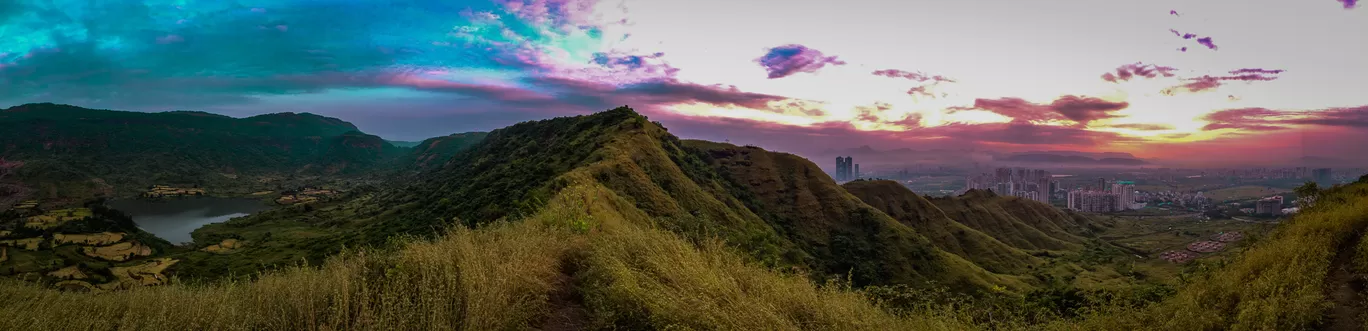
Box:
[1,0,1366,167]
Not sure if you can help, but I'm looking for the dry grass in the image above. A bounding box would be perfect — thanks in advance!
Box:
[53,232,126,246]
[0,219,580,330]
[1072,182,1368,330]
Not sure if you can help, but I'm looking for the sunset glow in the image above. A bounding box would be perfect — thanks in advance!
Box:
[2,0,1365,166]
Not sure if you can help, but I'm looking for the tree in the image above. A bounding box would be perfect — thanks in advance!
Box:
[1293,181,1321,209]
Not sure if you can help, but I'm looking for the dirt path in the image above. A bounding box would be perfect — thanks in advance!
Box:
[538,258,589,331]
[1323,234,1366,331]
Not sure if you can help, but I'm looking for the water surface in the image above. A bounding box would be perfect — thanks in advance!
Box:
[108,198,270,245]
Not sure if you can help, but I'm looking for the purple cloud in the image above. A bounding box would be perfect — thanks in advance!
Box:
[950,96,1130,125]
[1101,62,1178,82]
[871,69,956,83]
[1200,106,1368,131]
[1170,29,1219,50]
[756,44,846,79]
[1162,69,1284,95]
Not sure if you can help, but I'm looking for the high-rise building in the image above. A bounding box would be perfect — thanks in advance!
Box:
[1096,177,1108,192]
[1313,168,1332,185]
[843,156,853,181]
[1067,190,1120,213]
[854,164,861,180]
[834,157,846,181]
[1110,181,1136,210]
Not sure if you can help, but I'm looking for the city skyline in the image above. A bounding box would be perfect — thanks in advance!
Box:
[2,0,1366,167]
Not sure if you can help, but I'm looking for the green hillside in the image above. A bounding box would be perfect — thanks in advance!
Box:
[928,189,1106,252]
[0,103,404,199]
[182,107,1012,290]
[843,180,1041,275]
[399,132,488,170]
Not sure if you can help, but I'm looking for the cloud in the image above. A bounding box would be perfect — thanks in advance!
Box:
[1107,123,1175,131]
[1169,29,1219,50]
[1101,62,1177,82]
[871,69,956,83]
[1200,105,1368,131]
[923,122,1140,146]
[1161,68,1284,95]
[755,44,846,79]
[853,102,895,122]
[952,95,1130,125]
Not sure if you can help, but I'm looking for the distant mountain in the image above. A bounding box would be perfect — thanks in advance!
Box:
[385,140,423,148]
[398,132,488,170]
[997,153,1150,166]
[0,103,404,198]
[1010,150,1140,160]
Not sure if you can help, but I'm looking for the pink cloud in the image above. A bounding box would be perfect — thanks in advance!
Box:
[1101,62,1178,82]
[1161,69,1283,95]
[871,69,956,83]
[951,96,1130,125]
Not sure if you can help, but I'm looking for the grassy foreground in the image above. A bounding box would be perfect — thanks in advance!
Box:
[1071,181,1368,330]
[0,182,972,330]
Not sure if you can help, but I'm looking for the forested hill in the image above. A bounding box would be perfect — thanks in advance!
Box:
[0,103,406,198]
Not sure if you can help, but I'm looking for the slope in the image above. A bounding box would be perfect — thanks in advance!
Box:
[681,140,1020,289]
[842,180,1041,274]
[1078,179,1368,330]
[0,103,403,199]
[928,189,1107,252]
[400,132,488,170]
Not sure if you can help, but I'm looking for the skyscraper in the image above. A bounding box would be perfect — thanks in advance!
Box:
[835,157,847,181]
[854,164,861,180]
[844,156,853,181]
[1096,177,1108,192]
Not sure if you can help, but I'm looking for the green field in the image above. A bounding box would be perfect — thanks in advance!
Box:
[1203,185,1288,202]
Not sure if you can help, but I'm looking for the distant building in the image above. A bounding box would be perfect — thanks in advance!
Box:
[835,157,848,181]
[1313,168,1333,185]
[965,167,1050,204]
[1110,181,1137,210]
[1067,190,1120,213]
[1256,196,1283,216]
[1096,177,1108,192]
[844,156,853,181]
[834,156,857,181]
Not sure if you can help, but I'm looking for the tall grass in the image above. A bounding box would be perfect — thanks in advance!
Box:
[1073,182,1368,330]
[0,220,579,330]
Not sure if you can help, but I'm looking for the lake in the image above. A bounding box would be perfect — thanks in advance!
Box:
[108,198,271,245]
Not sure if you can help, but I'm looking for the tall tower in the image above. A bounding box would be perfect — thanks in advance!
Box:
[854,164,861,180]
[835,157,846,181]
[837,157,848,180]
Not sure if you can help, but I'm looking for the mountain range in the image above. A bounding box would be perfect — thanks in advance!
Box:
[2,103,1368,330]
